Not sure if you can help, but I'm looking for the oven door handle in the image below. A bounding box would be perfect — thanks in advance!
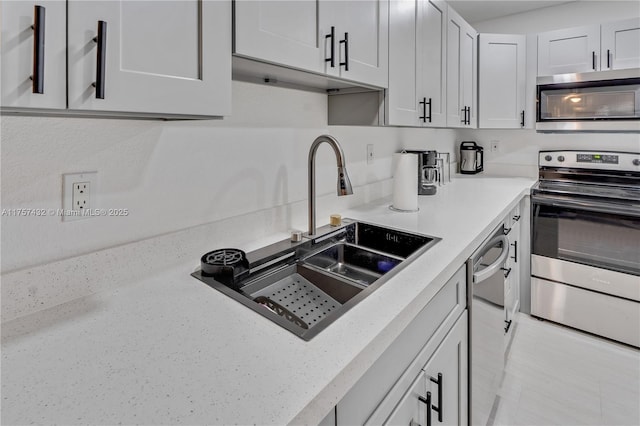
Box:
[473,235,510,284]
[532,194,640,217]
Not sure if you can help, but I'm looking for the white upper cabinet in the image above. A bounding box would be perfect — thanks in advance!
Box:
[234,0,389,88]
[479,34,526,129]
[387,0,446,127]
[538,18,640,75]
[537,25,600,75]
[67,0,231,117]
[446,5,477,128]
[321,0,389,87]
[2,0,231,117]
[233,0,322,73]
[601,17,640,70]
[1,1,66,110]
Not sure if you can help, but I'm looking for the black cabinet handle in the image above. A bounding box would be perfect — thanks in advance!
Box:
[505,319,512,333]
[592,51,596,70]
[511,240,518,263]
[467,106,471,125]
[419,97,427,122]
[607,49,611,68]
[520,110,525,128]
[418,391,432,426]
[427,97,432,123]
[340,32,349,71]
[512,215,520,222]
[503,227,512,236]
[92,20,107,99]
[430,373,443,422]
[325,26,335,68]
[502,267,512,278]
[31,5,45,94]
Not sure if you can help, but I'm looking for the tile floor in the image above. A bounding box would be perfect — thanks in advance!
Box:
[493,314,640,426]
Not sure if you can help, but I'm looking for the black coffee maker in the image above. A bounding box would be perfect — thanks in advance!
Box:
[460,141,483,174]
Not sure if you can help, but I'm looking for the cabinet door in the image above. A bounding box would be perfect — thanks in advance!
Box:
[601,18,640,70]
[446,6,475,128]
[385,313,468,426]
[417,0,447,127]
[234,0,322,74]
[461,21,477,128]
[384,372,429,426]
[537,25,600,75]
[1,0,66,110]
[422,312,468,426]
[67,0,231,117]
[387,0,419,126]
[478,34,526,129]
[321,0,388,88]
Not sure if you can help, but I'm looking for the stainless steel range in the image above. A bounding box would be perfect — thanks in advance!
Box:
[531,150,640,347]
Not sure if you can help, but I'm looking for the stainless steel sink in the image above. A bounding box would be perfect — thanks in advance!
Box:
[303,242,402,286]
[192,219,440,340]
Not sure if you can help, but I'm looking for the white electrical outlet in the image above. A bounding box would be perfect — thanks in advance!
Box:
[491,140,500,152]
[366,144,374,164]
[62,172,97,222]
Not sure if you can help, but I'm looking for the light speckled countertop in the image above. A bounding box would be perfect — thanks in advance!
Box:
[1,176,535,425]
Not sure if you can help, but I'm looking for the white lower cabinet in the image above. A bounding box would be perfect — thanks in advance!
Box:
[336,265,468,425]
[386,314,468,426]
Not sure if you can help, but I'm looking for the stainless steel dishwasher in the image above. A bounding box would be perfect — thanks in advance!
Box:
[467,224,511,426]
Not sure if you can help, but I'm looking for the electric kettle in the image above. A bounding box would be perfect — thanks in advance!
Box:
[460,141,483,174]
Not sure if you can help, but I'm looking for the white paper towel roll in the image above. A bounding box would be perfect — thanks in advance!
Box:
[391,153,419,212]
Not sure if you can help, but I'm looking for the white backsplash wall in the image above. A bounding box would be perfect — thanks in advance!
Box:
[457,129,640,178]
[1,80,457,273]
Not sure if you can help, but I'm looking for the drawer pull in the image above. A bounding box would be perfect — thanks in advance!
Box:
[430,373,443,422]
[510,240,518,263]
[31,5,45,94]
[92,20,107,99]
[325,26,335,68]
[340,32,349,71]
[418,391,432,426]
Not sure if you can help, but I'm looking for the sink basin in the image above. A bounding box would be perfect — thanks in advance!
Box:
[303,242,402,286]
[192,219,440,340]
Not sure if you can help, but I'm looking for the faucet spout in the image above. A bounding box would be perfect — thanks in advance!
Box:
[308,135,353,237]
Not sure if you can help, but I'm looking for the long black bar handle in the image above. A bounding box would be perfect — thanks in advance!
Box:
[430,373,443,422]
[418,391,432,426]
[31,5,45,94]
[427,98,432,123]
[592,51,597,70]
[419,97,427,122]
[607,49,611,69]
[520,110,525,127]
[340,32,349,71]
[93,20,107,99]
[325,26,335,68]
[511,240,518,263]
[467,106,471,125]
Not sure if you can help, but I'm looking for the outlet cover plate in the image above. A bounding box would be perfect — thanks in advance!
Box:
[62,172,97,222]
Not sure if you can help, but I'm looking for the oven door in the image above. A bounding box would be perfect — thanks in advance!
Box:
[531,193,640,295]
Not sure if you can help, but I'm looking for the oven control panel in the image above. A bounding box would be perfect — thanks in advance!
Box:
[576,153,618,164]
[540,151,640,171]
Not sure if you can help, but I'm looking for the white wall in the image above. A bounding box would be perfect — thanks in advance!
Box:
[1,80,458,273]
[466,0,640,178]
[472,1,640,33]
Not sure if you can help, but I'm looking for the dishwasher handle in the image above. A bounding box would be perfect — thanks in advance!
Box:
[473,235,509,284]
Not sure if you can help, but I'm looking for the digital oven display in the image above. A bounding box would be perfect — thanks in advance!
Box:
[576,154,619,164]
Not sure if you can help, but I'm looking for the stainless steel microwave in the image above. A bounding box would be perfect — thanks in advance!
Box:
[536,68,640,132]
